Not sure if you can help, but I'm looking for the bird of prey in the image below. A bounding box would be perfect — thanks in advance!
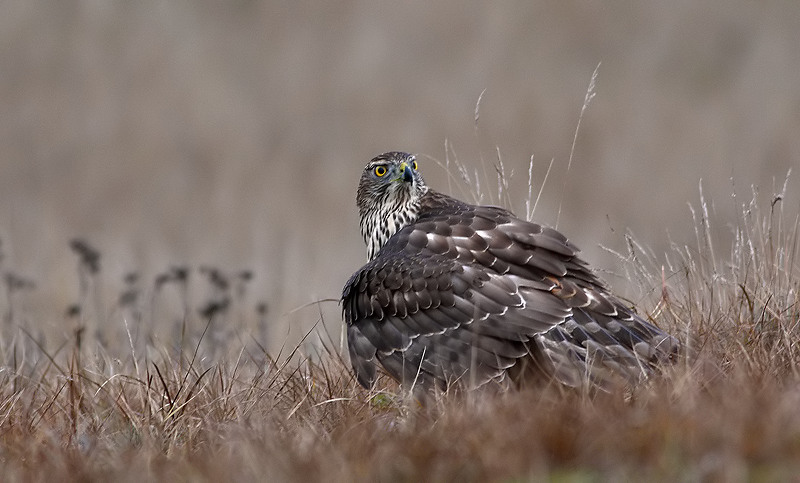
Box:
[342,151,679,392]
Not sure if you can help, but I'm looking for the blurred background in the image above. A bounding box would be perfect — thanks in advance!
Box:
[1,1,798,353]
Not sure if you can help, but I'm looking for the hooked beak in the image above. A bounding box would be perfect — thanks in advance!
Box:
[400,162,414,183]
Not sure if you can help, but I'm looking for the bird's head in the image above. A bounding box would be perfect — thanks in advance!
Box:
[356,151,429,260]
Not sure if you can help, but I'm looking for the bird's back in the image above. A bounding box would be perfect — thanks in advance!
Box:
[343,188,679,391]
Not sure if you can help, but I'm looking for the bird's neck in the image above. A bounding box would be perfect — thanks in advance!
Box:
[361,189,427,261]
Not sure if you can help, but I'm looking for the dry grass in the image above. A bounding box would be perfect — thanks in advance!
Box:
[2,4,799,481]
[0,168,798,483]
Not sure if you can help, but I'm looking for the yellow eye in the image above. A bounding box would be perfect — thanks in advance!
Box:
[374,165,387,177]
[411,160,418,170]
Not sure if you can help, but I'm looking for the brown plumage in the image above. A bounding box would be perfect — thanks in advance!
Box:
[342,151,679,392]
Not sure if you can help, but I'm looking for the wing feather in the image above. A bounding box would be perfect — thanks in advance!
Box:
[343,189,679,391]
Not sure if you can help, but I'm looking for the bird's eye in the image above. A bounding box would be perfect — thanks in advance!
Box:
[374,165,387,177]
[411,160,418,170]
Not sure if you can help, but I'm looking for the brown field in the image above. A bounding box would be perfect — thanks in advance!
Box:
[1,2,800,481]
[0,179,798,482]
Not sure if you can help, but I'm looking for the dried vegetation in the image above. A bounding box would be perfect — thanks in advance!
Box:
[0,171,798,482]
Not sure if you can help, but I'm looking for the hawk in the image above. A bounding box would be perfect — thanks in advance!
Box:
[342,151,679,392]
